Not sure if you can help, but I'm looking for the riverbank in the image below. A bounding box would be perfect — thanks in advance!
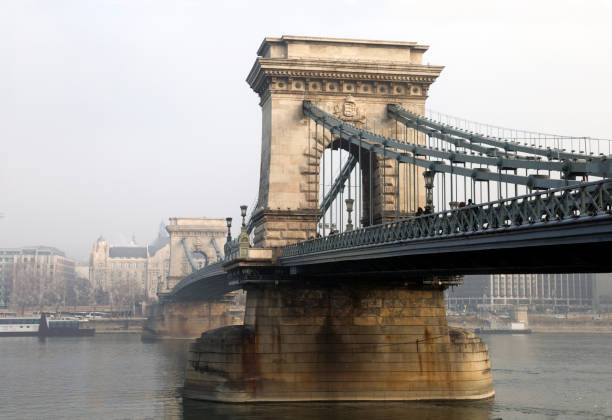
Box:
[87,318,145,334]
[449,312,612,334]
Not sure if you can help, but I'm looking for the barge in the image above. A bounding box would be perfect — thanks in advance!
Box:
[0,313,95,337]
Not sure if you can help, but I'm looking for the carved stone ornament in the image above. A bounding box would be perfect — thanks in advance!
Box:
[333,96,366,126]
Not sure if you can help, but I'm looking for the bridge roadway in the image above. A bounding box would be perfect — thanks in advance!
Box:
[169,179,612,302]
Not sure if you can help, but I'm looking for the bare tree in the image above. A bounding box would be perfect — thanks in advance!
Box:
[42,277,62,313]
[11,261,43,315]
[0,267,13,308]
[108,276,145,316]
[65,276,92,308]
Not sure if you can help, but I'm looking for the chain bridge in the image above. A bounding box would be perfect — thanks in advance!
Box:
[161,36,611,403]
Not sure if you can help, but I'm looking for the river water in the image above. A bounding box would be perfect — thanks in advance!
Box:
[0,333,611,419]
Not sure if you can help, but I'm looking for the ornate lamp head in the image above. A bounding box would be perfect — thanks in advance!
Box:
[423,170,435,188]
[345,198,354,213]
[240,205,247,226]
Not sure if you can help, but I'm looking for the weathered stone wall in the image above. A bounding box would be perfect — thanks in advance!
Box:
[142,298,244,340]
[184,284,494,402]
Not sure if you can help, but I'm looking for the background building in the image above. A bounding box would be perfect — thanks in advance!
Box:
[446,273,611,312]
[89,224,170,302]
[0,246,76,310]
[74,263,89,282]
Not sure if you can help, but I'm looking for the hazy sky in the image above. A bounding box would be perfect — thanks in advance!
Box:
[1,0,611,261]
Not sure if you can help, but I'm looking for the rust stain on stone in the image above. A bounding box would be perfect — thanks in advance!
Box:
[240,326,261,395]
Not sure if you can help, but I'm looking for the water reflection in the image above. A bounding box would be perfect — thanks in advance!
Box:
[182,399,494,420]
[2,334,611,418]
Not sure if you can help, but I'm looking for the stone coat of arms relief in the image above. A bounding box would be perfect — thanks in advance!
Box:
[332,96,366,127]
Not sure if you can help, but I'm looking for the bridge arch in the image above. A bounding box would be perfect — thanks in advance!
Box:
[191,250,209,269]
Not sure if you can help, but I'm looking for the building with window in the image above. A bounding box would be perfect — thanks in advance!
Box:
[0,246,76,309]
[89,226,170,301]
[446,273,612,311]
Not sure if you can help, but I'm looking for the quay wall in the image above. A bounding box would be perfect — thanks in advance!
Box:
[88,318,145,334]
[448,313,612,333]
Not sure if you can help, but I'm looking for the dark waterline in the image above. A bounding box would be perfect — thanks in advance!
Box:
[0,333,611,419]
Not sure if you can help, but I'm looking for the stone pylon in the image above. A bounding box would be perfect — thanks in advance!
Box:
[246,36,443,247]
[166,218,226,290]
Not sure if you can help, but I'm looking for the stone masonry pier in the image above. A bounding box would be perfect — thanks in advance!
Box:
[184,282,493,401]
[142,297,244,340]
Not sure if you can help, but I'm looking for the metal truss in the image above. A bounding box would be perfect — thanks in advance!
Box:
[320,154,357,215]
[281,179,612,258]
[304,102,610,190]
[181,238,201,271]
[210,238,223,261]
[388,104,611,178]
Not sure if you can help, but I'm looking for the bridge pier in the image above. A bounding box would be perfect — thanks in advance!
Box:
[184,280,493,402]
[142,292,244,340]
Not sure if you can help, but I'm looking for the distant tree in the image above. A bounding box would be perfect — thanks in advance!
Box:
[110,278,131,312]
[93,287,109,305]
[0,267,13,308]
[65,276,92,308]
[76,277,92,306]
[108,277,145,316]
[11,261,43,315]
[42,279,62,312]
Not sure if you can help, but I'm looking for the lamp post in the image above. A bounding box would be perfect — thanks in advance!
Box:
[225,217,233,244]
[238,205,250,258]
[423,170,435,211]
[345,198,354,231]
[240,205,247,227]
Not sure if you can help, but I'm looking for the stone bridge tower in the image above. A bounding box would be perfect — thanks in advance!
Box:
[165,217,226,289]
[247,36,443,248]
[183,37,494,402]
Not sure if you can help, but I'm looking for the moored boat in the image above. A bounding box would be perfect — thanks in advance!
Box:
[39,313,95,337]
[0,316,41,337]
[475,320,532,334]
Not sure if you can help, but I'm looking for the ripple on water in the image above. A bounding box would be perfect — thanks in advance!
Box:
[1,333,611,419]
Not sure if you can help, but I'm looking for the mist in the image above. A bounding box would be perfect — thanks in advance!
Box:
[1,0,610,260]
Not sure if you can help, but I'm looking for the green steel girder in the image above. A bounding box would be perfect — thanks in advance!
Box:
[281,179,612,259]
[388,104,611,178]
[304,101,580,189]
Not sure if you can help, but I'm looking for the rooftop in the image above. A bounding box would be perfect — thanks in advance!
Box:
[109,247,147,259]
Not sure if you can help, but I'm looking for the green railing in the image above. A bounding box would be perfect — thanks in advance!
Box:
[281,179,612,258]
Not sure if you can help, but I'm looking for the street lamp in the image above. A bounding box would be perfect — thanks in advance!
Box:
[423,170,435,211]
[345,198,354,231]
[240,205,248,227]
[238,205,250,258]
[225,217,233,243]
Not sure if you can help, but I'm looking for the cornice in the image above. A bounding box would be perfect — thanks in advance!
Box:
[259,57,442,73]
[166,226,226,233]
[257,35,430,56]
[247,57,443,98]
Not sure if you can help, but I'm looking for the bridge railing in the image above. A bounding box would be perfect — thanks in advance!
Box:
[171,261,225,295]
[281,179,612,258]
